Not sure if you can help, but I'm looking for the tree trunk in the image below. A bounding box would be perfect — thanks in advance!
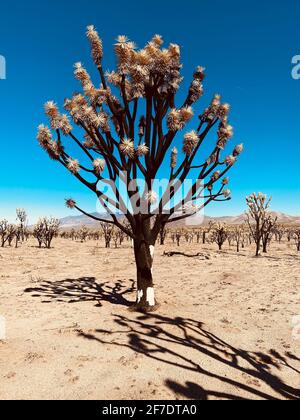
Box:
[133,239,157,312]
[255,240,261,257]
[262,241,268,253]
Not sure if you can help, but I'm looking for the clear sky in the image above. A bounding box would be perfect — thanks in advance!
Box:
[0,0,299,223]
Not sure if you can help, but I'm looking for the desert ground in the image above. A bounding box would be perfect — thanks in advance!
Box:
[0,237,299,400]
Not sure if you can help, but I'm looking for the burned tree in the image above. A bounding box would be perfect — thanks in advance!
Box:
[175,231,182,247]
[33,217,60,249]
[16,209,27,242]
[261,215,277,253]
[274,225,286,243]
[233,225,244,253]
[0,220,15,248]
[37,27,243,311]
[294,229,300,252]
[201,221,215,244]
[100,222,115,248]
[112,227,126,248]
[246,193,275,257]
[211,223,228,251]
[159,225,167,245]
[287,228,294,243]
[78,225,89,242]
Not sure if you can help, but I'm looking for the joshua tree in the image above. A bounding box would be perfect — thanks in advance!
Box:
[233,225,244,252]
[211,223,228,251]
[159,225,167,245]
[100,222,115,248]
[175,231,182,247]
[261,216,277,253]
[0,220,15,248]
[227,229,234,247]
[37,27,243,311]
[16,209,27,242]
[294,229,300,252]
[274,225,286,243]
[287,228,294,242]
[246,193,275,257]
[201,221,215,244]
[112,227,125,248]
[78,225,89,242]
[33,217,60,249]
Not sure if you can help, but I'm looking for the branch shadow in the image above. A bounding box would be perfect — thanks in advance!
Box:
[24,277,135,308]
[78,313,300,400]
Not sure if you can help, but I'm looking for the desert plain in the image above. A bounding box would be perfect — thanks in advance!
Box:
[0,237,299,400]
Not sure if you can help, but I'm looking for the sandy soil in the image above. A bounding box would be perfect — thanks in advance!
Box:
[0,237,299,400]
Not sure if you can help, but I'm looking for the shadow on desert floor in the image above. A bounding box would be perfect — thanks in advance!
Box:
[25,277,300,400]
[25,276,135,307]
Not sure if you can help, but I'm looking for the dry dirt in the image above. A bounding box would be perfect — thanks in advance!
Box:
[0,238,299,400]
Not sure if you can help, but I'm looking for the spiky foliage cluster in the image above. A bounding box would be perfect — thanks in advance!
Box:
[33,217,60,249]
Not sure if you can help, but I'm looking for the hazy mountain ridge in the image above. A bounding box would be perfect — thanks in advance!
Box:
[59,211,300,229]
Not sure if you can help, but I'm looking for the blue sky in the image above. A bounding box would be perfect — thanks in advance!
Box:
[0,0,299,223]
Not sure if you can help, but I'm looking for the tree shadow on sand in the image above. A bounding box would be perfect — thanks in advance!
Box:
[24,277,135,307]
[77,313,300,400]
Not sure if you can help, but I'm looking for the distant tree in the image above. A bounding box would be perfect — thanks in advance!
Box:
[33,217,60,249]
[211,223,228,250]
[112,227,125,248]
[16,209,27,242]
[201,221,215,244]
[100,222,115,248]
[78,225,89,242]
[246,193,275,256]
[287,229,294,242]
[261,216,277,253]
[274,225,286,243]
[0,220,15,248]
[294,229,300,252]
[233,225,244,253]
[159,225,167,246]
[37,27,243,311]
[175,231,182,247]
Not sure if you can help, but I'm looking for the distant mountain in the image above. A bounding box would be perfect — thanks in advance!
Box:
[59,211,300,229]
[59,213,113,229]
[201,212,300,226]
